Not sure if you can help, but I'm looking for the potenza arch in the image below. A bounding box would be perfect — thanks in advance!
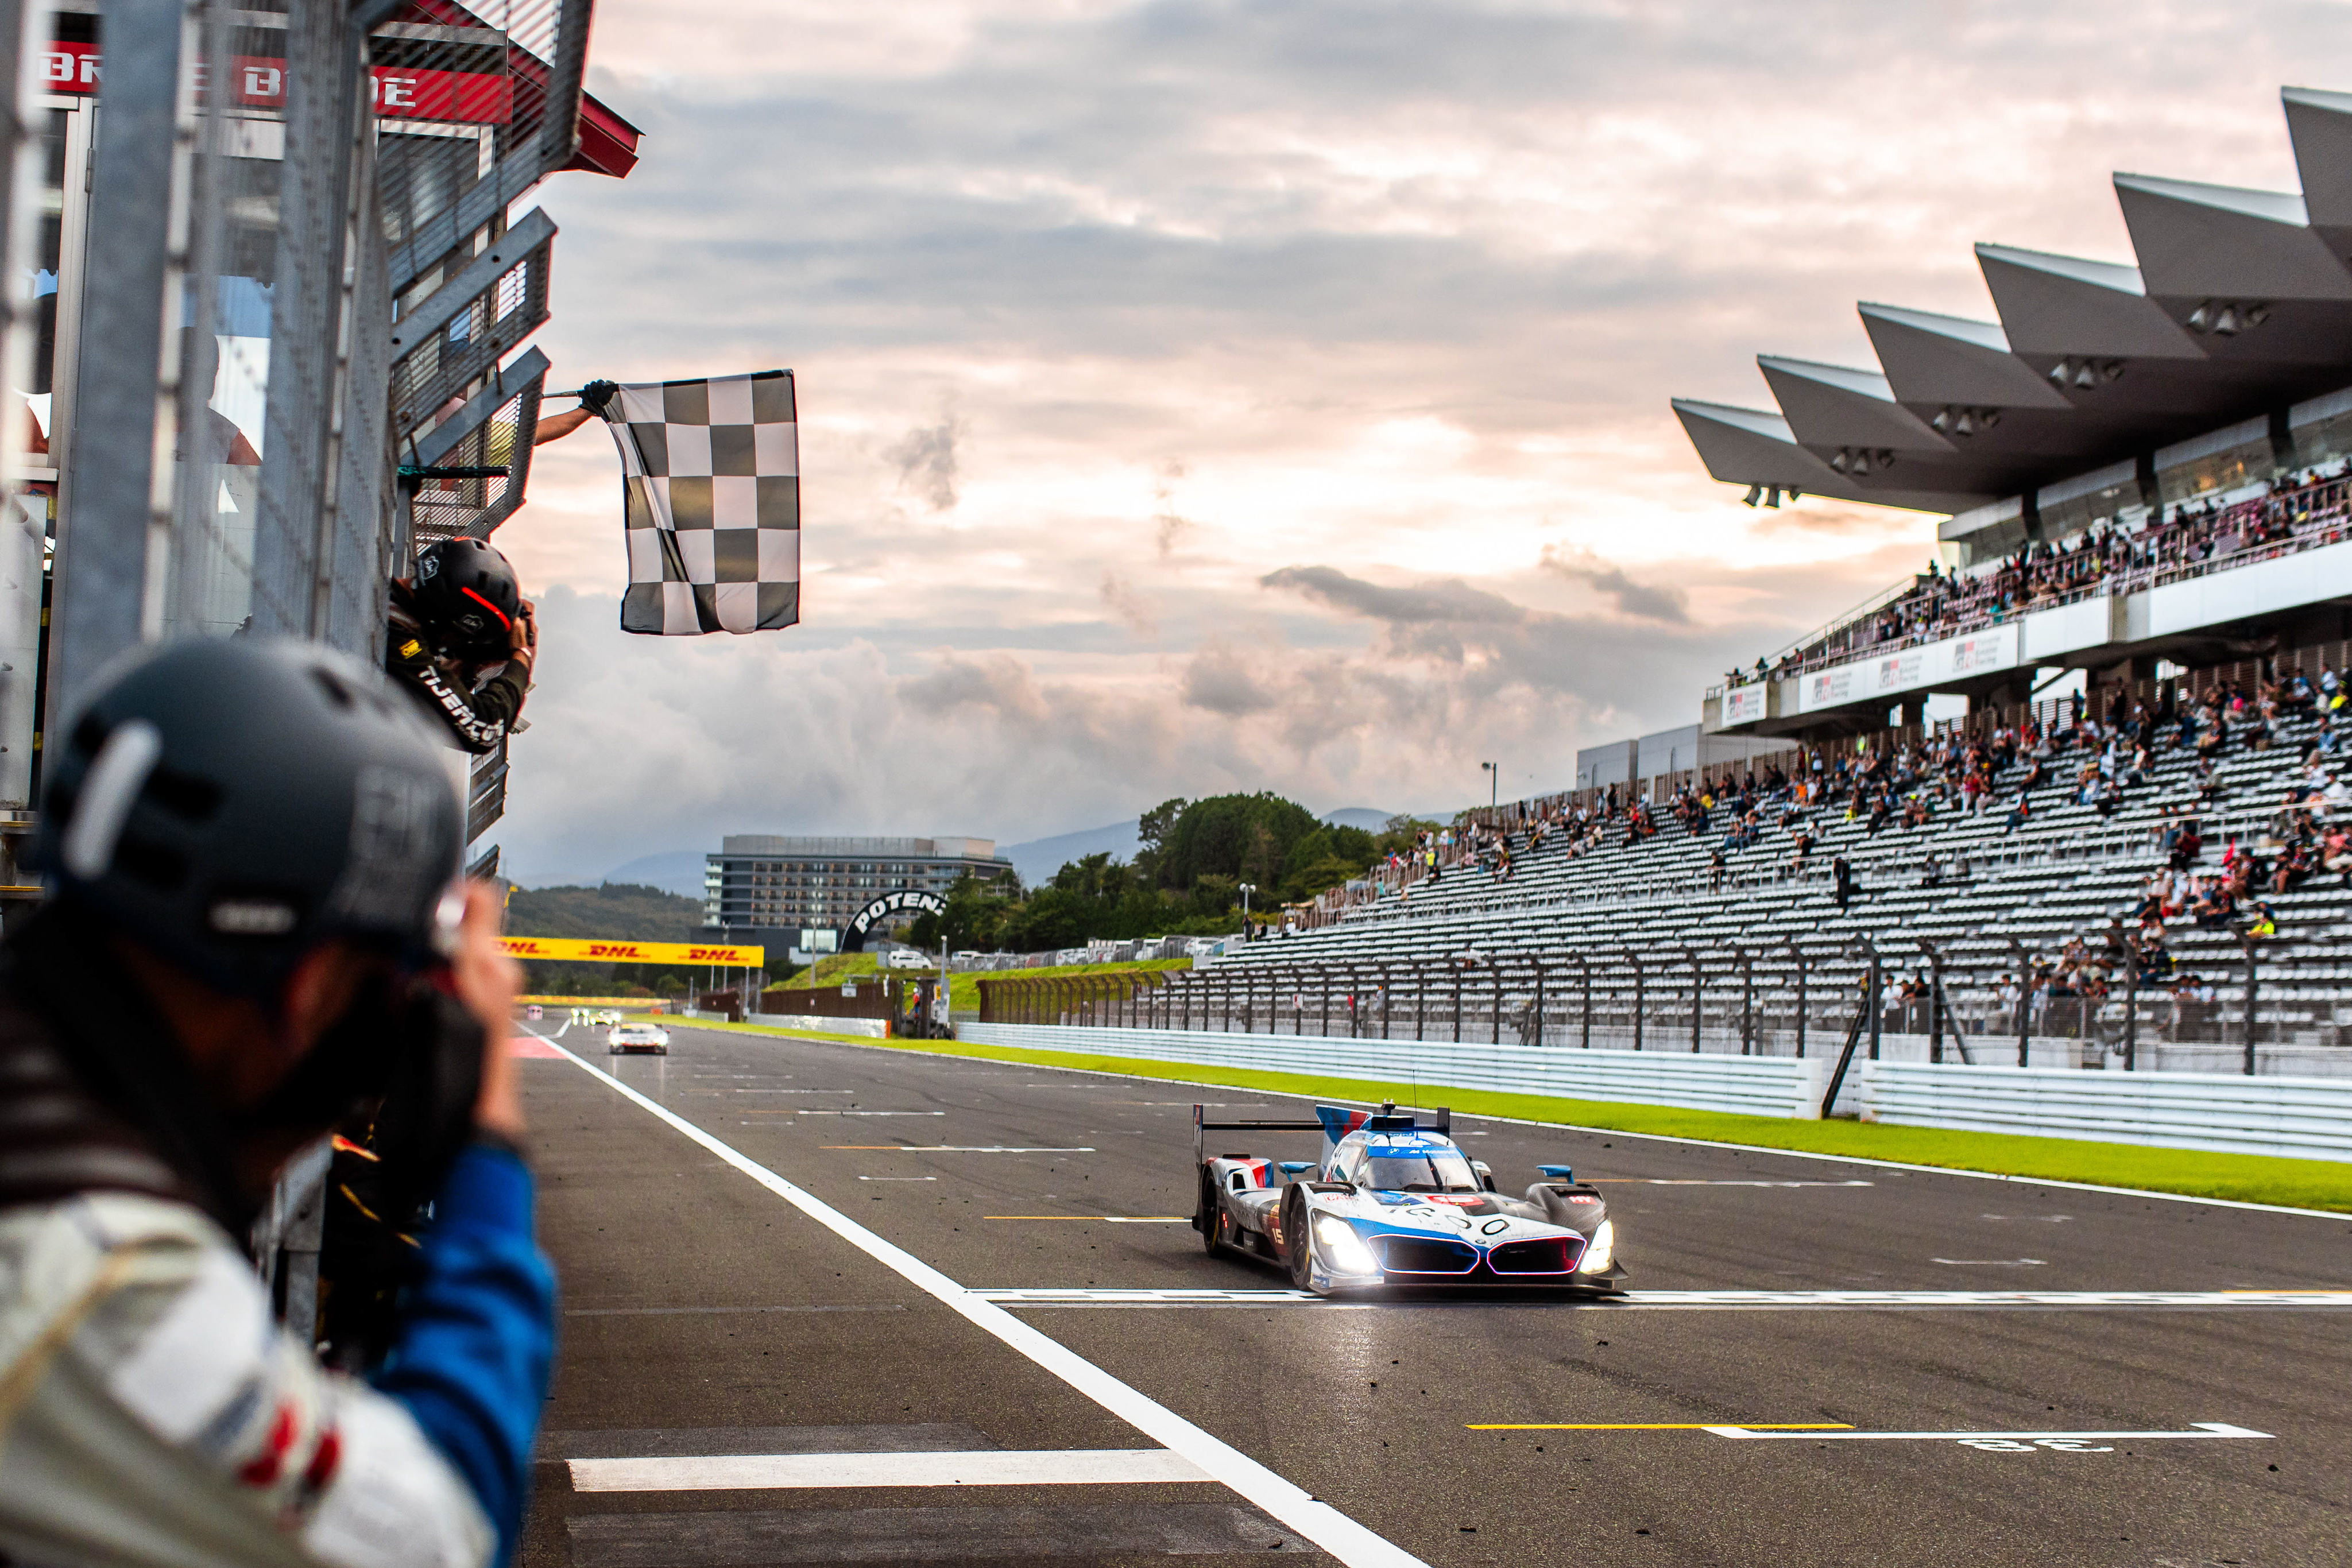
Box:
[840,889,948,951]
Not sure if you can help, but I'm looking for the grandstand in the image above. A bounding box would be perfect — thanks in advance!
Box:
[1143,687,2341,1078]
[1119,87,2352,1081]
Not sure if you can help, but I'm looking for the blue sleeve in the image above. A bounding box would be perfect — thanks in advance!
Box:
[372,1144,557,1568]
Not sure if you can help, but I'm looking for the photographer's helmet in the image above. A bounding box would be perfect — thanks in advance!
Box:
[32,637,465,997]
[411,537,521,662]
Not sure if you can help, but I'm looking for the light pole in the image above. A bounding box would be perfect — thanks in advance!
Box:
[1239,882,1256,940]
[1480,761,1498,812]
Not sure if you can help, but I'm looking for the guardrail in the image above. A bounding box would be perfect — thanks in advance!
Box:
[1855,1061,2352,1162]
[958,1024,1831,1118]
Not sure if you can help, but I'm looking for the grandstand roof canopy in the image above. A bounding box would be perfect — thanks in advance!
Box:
[1675,86,2352,522]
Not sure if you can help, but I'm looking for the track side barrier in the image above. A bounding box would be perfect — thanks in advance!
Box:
[957,1024,1829,1119]
[1855,1062,2352,1162]
[954,1025,2352,1161]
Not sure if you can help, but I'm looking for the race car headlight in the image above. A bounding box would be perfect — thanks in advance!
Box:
[1581,1220,1615,1273]
[1312,1214,1379,1275]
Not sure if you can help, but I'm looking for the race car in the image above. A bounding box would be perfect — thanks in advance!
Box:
[608,1021,671,1055]
[1191,1103,1624,1296]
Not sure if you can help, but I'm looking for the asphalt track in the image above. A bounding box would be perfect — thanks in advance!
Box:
[518,1020,2352,1567]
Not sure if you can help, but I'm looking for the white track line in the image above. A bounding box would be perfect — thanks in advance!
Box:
[1621,1179,1874,1188]
[535,1037,1428,1568]
[972,1287,2352,1310]
[705,1029,2350,1224]
[1707,1422,2269,1442]
[980,1288,1321,1306]
[568,1449,1209,1492]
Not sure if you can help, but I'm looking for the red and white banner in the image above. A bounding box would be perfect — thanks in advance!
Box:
[37,42,511,125]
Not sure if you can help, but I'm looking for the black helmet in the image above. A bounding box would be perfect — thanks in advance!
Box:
[411,537,521,661]
[32,637,465,998]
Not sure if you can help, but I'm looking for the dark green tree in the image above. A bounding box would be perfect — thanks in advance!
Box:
[1155,792,1321,890]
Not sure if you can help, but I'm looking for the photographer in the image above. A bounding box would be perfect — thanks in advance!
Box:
[0,638,552,1568]
[387,537,536,755]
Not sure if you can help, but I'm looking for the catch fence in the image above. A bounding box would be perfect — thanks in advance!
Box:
[974,935,2341,1083]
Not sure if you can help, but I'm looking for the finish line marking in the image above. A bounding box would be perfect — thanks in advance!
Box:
[1707,1422,2270,1444]
[568,1449,1212,1493]
[527,1033,1425,1568]
[969,1287,2352,1310]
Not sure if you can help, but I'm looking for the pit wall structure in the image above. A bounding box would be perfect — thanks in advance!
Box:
[686,1008,893,1039]
[953,1024,2352,1164]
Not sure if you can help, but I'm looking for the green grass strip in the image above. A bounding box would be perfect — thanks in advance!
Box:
[738,1028,2352,1214]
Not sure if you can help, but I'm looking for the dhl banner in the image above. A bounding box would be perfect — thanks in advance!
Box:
[499,936,764,966]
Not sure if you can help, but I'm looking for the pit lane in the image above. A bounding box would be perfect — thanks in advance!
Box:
[519,1023,2352,1566]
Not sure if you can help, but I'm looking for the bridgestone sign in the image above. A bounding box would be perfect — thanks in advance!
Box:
[842,889,947,950]
[500,936,764,966]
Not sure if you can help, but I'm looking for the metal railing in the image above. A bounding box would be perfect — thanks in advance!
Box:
[984,935,2337,1078]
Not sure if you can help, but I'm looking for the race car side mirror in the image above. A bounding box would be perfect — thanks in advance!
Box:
[1537,1164,1575,1182]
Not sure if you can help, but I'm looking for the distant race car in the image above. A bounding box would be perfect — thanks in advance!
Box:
[1192,1103,1624,1296]
[608,1022,671,1055]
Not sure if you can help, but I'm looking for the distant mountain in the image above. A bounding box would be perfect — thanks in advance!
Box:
[1001,819,1140,886]
[1321,807,1399,831]
[598,849,709,900]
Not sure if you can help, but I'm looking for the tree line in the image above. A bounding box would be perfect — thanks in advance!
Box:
[907,792,1436,953]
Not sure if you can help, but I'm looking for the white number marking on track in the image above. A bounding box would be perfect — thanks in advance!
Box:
[1709,1423,2266,1443]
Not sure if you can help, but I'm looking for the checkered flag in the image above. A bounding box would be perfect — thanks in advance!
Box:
[596,369,800,636]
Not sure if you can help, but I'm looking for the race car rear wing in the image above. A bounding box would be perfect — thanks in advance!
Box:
[1194,1101,1450,1166]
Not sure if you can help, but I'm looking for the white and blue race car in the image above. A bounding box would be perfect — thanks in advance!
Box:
[1192,1103,1624,1296]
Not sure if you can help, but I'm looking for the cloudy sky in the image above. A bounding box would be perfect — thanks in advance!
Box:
[494,0,2352,884]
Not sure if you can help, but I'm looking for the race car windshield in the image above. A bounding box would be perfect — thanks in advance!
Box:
[1361,1152,1479,1193]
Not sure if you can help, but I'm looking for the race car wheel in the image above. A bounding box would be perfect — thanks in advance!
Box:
[1282,1187,1312,1290]
[1198,1171,1222,1255]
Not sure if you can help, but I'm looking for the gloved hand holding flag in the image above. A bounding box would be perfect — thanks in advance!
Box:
[579,370,801,636]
